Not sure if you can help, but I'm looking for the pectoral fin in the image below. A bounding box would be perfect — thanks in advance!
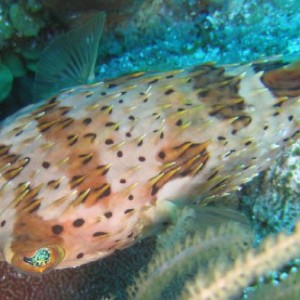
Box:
[34,11,106,100]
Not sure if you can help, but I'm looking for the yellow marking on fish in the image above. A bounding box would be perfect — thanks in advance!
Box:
[57,157,70,167]
[71,189,91,207]
[86,103,100,111]
[149,172,165,186]
[181,121,192,130]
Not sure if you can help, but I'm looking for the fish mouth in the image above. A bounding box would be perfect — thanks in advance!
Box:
[11,245,65,274]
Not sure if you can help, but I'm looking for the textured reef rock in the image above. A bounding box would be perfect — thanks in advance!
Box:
[242,141,300,239]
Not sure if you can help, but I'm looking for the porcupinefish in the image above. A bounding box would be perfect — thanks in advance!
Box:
[0,12,300,274]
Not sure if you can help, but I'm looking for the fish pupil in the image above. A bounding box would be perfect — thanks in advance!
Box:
[23,248,51,267]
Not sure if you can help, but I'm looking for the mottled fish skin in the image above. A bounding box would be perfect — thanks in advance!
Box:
[0,60,299,273]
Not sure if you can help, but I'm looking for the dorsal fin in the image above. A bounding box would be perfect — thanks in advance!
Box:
[34,12,106,101]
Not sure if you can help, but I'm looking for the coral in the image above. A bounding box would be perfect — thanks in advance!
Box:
[247,260,300,300]
[182,220,300,300]
[128,208,254,300]
[241,142,300,240]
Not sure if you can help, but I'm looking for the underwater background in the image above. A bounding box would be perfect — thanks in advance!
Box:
[0,0,300,299]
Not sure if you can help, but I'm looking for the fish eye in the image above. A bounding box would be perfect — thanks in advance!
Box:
[11,245,65,274]
[23,248,51,267]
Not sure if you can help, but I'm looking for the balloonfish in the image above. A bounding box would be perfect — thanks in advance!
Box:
[0,12,299,274]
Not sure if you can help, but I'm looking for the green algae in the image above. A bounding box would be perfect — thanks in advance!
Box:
[3,53,26,78]
[0,12,13,44]
[0,64,13,102]
[9,3,44,37]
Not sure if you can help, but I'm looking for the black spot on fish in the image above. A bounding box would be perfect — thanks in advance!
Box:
[47,179,60,189]
[104,212,113,218]
[117,151,123,157]
[15,130,24,137]
[83,133,97,142]
[96,184,111,200]
[107,83,117,89]
[52,225,63,235]
[79,153,93,165]
[77,253,84,259]
[128,194,134,200]
[105,122,116,127]
[67,134,78,146]
[149,78,159,84]
[165,88,175,95]
[93,231,108,237]
[29,202,41,213]
[158,151,165,159]
[105,139,114,145]
[42,161,50,169]
[176,119,183,126]
[73,218,85,227]
[207,171,219,181]
[83,118,92,125]
[151,186,159,196]
[211,179,228,191]
[85,92,93,98]
[224,149,236,158]
[0,220,6,227]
